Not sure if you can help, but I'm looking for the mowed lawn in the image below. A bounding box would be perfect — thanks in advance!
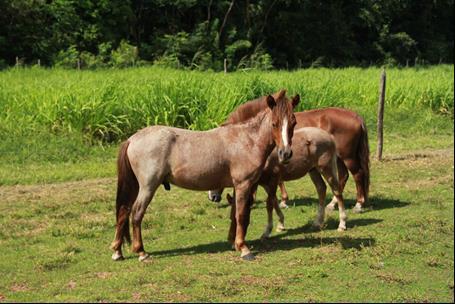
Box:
[0,137,453,302]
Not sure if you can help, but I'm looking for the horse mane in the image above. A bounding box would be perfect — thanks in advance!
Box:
[223,89,288,126]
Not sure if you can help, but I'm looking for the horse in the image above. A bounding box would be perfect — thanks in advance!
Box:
[211,126,348,239]
[111,90,300,261]
[209,96,369,213]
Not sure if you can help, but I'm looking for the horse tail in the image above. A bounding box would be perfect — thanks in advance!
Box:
[115,141,139,245]
[358,118,370,204]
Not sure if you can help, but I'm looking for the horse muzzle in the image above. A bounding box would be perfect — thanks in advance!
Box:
[278,147,293,164]
[208,191,222,202]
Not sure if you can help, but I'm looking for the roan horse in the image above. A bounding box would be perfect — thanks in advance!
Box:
[211,126,348,239]
[209,96,369,212]
[111,90,300,261]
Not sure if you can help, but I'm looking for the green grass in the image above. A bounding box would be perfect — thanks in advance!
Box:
[0,66,453,301]
[0,149,453,302]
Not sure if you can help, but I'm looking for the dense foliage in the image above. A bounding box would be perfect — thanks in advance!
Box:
[0,0,453,70]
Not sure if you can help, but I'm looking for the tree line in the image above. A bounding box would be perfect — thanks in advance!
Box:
[0,0,453,70]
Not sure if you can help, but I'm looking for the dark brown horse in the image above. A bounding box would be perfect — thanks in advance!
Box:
[209,96,370,212]
[111,90,300,261]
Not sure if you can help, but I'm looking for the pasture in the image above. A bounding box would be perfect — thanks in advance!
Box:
[0,66,453,302]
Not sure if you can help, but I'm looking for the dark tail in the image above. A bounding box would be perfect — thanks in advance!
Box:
[115,141,139,245]
[358,119,370,204]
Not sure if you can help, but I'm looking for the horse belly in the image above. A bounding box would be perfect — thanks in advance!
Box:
[281,162,313,181]
[168,165,232,191]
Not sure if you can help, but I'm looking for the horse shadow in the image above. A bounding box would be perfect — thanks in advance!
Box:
[210,193,410,213]
[285,195,410,211]
[150,217,380,258]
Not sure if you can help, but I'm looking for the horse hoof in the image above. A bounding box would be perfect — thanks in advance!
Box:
[279,201,289,209]
[241,253,256,261]
[352,203,364,213]
[138,253,150,262]
[112,252,124,261]
[337,226,346,232]
[325,205,336,212]
[276,225,285,232]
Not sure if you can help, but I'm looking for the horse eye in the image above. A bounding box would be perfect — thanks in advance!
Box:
[272,123,278,128]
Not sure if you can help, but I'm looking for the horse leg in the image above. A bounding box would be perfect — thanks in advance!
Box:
[278,181,289,208]
[309,169,327,229]
[111,204,131,261]
[228,198,236,248]
[273,193,286,232]
[326,158,349,211]
[131,183,158,262]
[343,158,366,212]
[321,157,347,231]
[260,184,277,240]
[234,183,255,260]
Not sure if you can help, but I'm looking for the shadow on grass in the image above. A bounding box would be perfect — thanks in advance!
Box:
[213,195,410,212]
[284,195,410,211]
[150,217,380,258]
[151,235,376,258]
[368,196,410,210]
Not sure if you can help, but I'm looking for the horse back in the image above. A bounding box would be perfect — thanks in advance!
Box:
[296,107,364,159]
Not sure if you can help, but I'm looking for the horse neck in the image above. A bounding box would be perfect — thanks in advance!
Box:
[244,109,276,157]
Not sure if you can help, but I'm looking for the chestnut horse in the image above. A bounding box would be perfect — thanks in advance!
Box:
[211,126,348,239]
[209,96,369,212]
[111,90,300,261]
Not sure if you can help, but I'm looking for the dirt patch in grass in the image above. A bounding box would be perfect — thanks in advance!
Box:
[0,178,115,205]
[382,148,453,161]
[10,283,30,292]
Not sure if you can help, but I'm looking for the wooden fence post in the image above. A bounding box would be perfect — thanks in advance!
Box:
[224,58,227,74]
[377,68,386,161]
[37,59,41,67]
[15,56,19,67]
[77,58,81,70]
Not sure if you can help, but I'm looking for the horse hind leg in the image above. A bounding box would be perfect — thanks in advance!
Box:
[320,156,347,231]
[344,158,366,213]
[326,158,349,212]
[131,182,160,262]
[111,205,132,261]
[309,169,327,229]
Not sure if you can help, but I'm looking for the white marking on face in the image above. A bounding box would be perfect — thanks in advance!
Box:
[281,118,289,148]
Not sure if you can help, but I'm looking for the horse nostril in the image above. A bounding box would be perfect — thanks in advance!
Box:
[288,150,293,159]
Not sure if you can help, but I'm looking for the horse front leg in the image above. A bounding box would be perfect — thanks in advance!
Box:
[261,188,275,240]
[278,181,289,208]
[226,193,236,248]
[261,182,280,239]
[234,183,255,261]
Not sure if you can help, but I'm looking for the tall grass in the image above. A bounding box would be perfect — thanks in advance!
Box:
[0,65,452,144]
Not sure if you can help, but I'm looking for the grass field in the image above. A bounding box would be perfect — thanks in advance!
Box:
[0,66,453,302]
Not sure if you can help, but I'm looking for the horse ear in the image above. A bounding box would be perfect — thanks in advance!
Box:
[266,95,276,109]
[291,94,300,108]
